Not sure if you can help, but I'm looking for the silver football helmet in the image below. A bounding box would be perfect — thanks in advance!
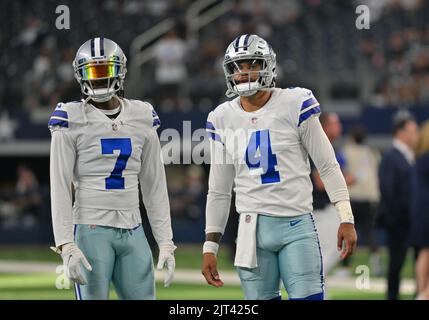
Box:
[73,37,127,103]
[223,34,276,98]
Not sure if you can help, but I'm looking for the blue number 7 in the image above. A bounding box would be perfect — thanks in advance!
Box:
[245,130,280,184]
[101,138,132,189]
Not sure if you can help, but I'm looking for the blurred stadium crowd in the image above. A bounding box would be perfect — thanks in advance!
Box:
[1,0,429,299]
[1,0,429,115]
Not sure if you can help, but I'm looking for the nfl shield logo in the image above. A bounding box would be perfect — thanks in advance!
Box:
[245,214,251,223]
[251,117,257,124]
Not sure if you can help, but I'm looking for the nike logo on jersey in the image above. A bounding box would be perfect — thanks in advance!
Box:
[290,219,302,227]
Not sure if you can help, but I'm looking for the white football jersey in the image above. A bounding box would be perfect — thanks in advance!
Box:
[49,98,172,247]
[206,87,346,219]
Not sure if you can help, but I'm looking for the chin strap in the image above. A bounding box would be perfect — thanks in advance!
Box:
[91,95,114,103]
[225,88,237,98]
[81,77,121,103]
[225,82,274,98]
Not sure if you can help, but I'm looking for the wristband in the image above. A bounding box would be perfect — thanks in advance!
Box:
[334,200,355,224]
[203,241,219,255]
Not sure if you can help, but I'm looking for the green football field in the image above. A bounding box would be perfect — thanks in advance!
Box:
[0,273,413,300]
[0,245,416,300]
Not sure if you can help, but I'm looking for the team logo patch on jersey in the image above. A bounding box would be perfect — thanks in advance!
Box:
[245,214,251,223]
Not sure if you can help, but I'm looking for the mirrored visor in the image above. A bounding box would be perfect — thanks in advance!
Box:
[79,62,120,80]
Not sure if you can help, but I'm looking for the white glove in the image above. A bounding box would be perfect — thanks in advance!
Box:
[156,244,176,287]
[60,242,92,285]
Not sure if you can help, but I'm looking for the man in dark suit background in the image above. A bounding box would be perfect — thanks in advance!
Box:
[378,111,419,300]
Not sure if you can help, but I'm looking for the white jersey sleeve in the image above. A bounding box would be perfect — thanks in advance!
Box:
[49,104,76,247]
[205,112,235,235]
[139,109,174,247]
[299,110,350,204]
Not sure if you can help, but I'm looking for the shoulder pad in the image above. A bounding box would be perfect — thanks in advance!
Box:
[293,87,321,127]
[48,101,86,130]
[125,99,161,129]
[210,100,232,120]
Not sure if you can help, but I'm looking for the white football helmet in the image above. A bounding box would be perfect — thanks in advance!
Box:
[223,34,276,98]
[73,37,127,103]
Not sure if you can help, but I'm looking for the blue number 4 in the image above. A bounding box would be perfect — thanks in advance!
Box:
[245,130,280,184]
[101,138,132,189]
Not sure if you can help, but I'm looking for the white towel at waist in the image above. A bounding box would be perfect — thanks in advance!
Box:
[234,213,258,268]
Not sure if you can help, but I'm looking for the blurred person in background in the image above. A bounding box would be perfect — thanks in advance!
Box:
[0,164,41,229]
[312,113,357,209]
[410,120,429,300]
[13,16,47,48]
[410,49,429,105]
[153,29,187,110]
[378,111,419,300]
[0,111,17,141]
[310,112,356,278]
[14,163,42,227]
[24,42,58,110]
[184,165,206,220]
[55,48,81,103]
[343,126,383,276]
[168,165,206,220]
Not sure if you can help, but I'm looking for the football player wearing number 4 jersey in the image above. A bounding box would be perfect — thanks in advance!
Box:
[201,34,358,300]
[48,38,176,300]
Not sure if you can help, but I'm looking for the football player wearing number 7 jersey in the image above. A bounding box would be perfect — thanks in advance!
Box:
[48,38,176,300]
[201,34,357,300]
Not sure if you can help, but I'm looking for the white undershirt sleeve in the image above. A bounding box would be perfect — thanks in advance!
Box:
[50,129,76,247]
[299,116,350,203]
[139,129,174,248]
[205,139,235,235]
